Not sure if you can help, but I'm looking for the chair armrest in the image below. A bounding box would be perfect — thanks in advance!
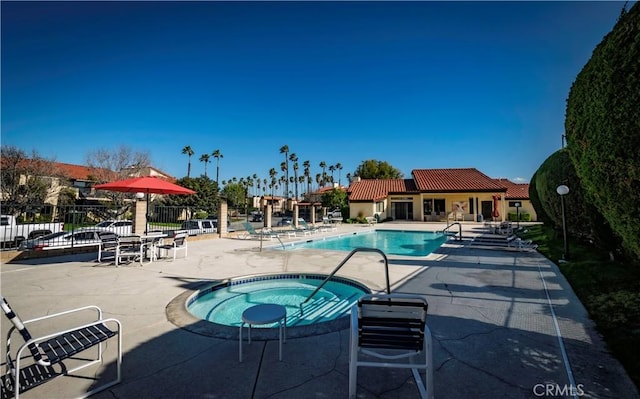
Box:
[7,305,104,348]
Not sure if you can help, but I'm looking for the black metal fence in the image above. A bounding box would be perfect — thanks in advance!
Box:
[0,203,206,250]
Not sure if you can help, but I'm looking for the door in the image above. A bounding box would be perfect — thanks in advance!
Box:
[392,202,413,220]
[481,201,493,221]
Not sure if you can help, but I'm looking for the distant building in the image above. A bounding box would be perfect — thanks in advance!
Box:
[347,168,535,222]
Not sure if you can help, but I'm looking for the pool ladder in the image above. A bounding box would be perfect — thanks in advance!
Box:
[299,248,390,316]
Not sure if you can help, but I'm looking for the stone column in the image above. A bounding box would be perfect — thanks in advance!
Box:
[293,204,300,228]
[218,201,228,237]
[134,199,147,234]
[311,206,316,225]
[264,204,272,228]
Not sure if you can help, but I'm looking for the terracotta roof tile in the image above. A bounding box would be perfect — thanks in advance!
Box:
[494,178,530,199]
[412,168,506,192]
[53,162,106,181]
[348,179,417,201]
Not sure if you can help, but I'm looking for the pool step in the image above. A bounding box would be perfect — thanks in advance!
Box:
[292,297,353,325]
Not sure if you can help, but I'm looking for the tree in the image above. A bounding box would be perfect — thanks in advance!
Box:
[163,176,219,214]
[319,161,327,187]
[279,145,289,199]
[321,188,348,212]
[0,146,57,215]
[354,160,403,179]
[212,149,223,186]
[289,153,299,200]
[182,145,194,178]
[269,168,277,198]
[199,153,211,177]
[303,160,311,195]
[336,163,343,186]
[85,145,151,212]
[565,2,640,259]
[85,145,151,183]
[329,164,336,184]
[222,182,247,210]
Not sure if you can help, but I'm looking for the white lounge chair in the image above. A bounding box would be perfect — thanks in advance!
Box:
[0,296,122,399]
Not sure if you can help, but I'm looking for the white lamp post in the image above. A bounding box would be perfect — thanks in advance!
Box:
[556,185,569,261]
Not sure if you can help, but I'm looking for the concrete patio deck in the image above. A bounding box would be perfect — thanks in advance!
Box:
[1,222,638,399]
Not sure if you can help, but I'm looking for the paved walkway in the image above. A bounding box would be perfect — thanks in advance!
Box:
[1,222,638,399]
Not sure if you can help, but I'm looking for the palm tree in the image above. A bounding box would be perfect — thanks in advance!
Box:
[252,174,258,196]
[212,149,223,186]
[329,164,336,185]
[279,145,289,199]
[336,163,343,186]
[269,168,277,199]
[280,161,288,196]
[289,153,299,200]
[346,172,352,185]
[182,146,194,178]
[315,173,322,190]
[303,160,311,196]
[319,161,327,187]
[199,153,211,177]
[298,175,305,200]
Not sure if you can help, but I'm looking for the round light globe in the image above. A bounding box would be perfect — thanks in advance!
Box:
[135,192,145,199]
[556,185,570,196]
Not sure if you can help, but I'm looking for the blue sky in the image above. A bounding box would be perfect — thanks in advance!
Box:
[1,1,630,188]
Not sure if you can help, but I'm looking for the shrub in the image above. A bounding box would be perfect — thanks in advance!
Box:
[532,149,619,251]
[565,3,640,259]
[587,291,640,331]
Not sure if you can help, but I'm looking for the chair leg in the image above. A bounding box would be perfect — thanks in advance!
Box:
[349,311,359,398]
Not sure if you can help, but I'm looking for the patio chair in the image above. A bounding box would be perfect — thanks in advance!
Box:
[297,219,320,234]
[349,293,434,399]
[0,296,122,399]
[97,233,119,264]
[157,232,188,260]
[116,235,144,264]
[240,222,279,240]
[511,237,538,252]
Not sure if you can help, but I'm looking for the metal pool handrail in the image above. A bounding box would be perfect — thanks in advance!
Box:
[442,222,462,240]
[299,248,390,316]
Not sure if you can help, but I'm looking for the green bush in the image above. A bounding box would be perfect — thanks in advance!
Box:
[565,3,640,259]
[195,211,208,219]
[508,212,531,222]
[587,291,640,331]
[532,149,619,251]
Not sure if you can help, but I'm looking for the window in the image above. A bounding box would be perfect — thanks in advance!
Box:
[375,202,384,212]
[423,200,433,214]
[434,199,446,214]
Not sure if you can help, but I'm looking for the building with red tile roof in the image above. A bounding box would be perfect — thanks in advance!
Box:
[348,168,536,222]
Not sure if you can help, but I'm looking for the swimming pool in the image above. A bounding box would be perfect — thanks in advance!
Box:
[187,274,369,331]
[282,229,447,256]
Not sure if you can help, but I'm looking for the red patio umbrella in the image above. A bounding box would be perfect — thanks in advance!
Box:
[492,195,501,220]
[94,176,196,232]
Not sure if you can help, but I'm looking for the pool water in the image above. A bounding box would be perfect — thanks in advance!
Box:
[287,229,447,256]
[187,274,369,327]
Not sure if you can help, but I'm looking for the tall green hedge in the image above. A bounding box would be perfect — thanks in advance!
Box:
[533,149,619,251]
[528,170,550,224]
[565,3,640,260]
